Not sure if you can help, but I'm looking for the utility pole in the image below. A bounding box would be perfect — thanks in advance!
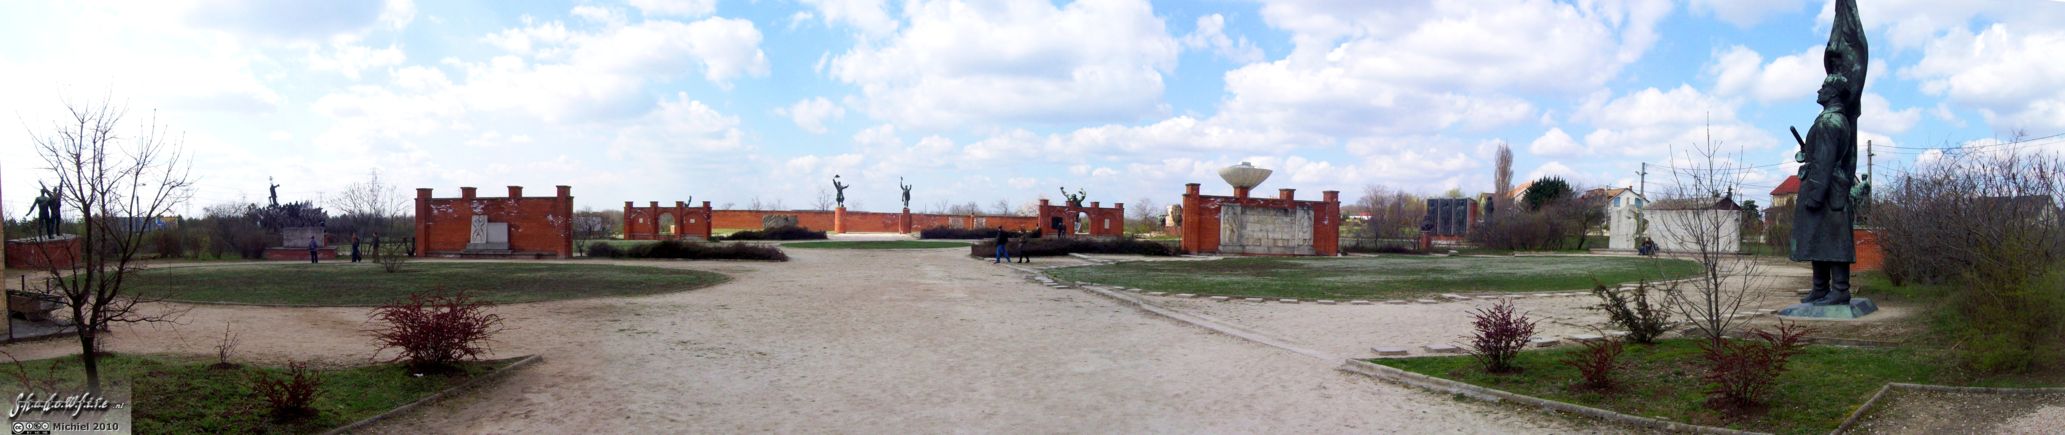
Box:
[1637,162,1648,200]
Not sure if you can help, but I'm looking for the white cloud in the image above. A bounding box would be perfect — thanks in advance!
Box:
[627,0,716,17]
[1903,24,2065,130]
[828,0,1179,128]
[460,13,770,120]
[1861,93,1921,135]
[1528,128,1583,156]
[1708,45,1823,104]
[307,42,406,80]
[1573,85,1777,157]
[796,0,898,38]
[182,0,415,42]
[776,97,846,134]
[609,92,747,157]
[1181,14,1263,63]
[1690,0,1813,28]
[1526,161,1578,181]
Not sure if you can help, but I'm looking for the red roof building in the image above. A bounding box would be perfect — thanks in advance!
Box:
[1769,175,1802,208]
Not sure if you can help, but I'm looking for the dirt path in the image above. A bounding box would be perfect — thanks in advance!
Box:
[4,246,1584,433]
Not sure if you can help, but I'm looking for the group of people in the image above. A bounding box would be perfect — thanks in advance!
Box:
[307,233,382,264]
[991,226,1030,264]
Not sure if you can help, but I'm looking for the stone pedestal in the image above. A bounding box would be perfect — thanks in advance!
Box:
[834,206,847,234]
[5,236,81,269]
[1778,298,1879,319]
[899,208,912,234]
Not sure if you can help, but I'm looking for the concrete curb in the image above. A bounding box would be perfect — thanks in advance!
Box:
[1832,383,2065,434]
[1336,359,1766,435]
[323,355,544,435]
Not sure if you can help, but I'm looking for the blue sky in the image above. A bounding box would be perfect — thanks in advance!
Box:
[3,0,2062,216]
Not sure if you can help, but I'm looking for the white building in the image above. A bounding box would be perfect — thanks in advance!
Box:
[1585,188,1646,250]
[1644,197,1742,254]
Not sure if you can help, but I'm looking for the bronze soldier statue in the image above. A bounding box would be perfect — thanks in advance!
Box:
[1791,0,1868,306]
[832,175,850,208]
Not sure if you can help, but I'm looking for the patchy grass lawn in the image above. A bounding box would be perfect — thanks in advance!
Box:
[131,262,727,306]
[783,241,970,250]
[3,353,519,434]
[1374,340,1967,434]
[1048,255,1702,299]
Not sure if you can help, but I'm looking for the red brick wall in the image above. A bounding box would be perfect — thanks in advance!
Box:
[1181,184,1341,256]
[625,201,713,240]
[414,185,573,258]
[1035,200,1126,237]
[1853,228,1883,271]
[710,209,1039,233]
[4,237,80,269]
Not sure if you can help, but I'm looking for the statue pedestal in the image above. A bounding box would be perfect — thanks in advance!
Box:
[5,236,81,269]
[1778,298,1879,319]
[899,208,912,234]
[834,207,847,234]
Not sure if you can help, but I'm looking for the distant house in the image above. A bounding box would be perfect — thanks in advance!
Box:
[1583,187,1646,250]
[1645,197,1742,254]
[1769,175,1802,208]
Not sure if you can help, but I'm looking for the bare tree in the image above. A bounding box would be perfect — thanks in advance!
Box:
[813,188,834,211]
[27,98,194,393]
[1357,185,1426,244]
[1655,126,1764,345]
[991,200,1014,216]
[331,169,405,234]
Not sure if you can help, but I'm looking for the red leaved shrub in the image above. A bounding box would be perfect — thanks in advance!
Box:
[250,361,324,421]
[370,290,505,373]
[1700,321,1810,415]
[1467,300,1537,374]
[1560,337,1625,391]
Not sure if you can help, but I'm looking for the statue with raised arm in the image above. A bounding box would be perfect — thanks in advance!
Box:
[1059,187,1087,208]
[269,177,282,208]
[899,177,912,209]
[832,175,850,208]
[25,183,55,238]
[1791,0,1868,307]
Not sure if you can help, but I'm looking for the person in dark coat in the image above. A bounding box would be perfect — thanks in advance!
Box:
[992,226,1012,264]
[1009,231,1030,263]
[1791,0,1867,306]
[350,235,362,263]
[308,236,320,264]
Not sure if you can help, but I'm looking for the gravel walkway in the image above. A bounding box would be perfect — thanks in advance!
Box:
[2,246,1584,433]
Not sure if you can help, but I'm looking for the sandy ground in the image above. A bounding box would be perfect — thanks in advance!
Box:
[1844,389,2065,434]
[2,240,1594,433]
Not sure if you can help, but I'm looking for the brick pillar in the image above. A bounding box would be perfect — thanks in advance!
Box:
[834,206,847,234]
[508,186,523,198]
[1037,199,1051,237]
[676,201,689,238]
[1189,184,1205,253]
[623,201,634,239]
[1320,190,1341,256]
[457,187,476,255]
[415,188,432,257]
[1233,185,1251,200]
[555,186,573,258]
[900,208,912,234]
[700,201,714,240]
[1113,202,1125,236]
[1279,188,1296,201]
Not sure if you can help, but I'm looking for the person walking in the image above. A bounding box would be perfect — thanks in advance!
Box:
[992,226,1012,264]
[1011,231,1029,263]
[371,232,382,261]
[308,236,320,264]
[350,234,363,263]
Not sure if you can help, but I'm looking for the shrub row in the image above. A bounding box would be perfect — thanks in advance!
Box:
[587,240,788,261]
[917,226,1015,240]
[722,225,827,241]
[969,236,1177,257]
